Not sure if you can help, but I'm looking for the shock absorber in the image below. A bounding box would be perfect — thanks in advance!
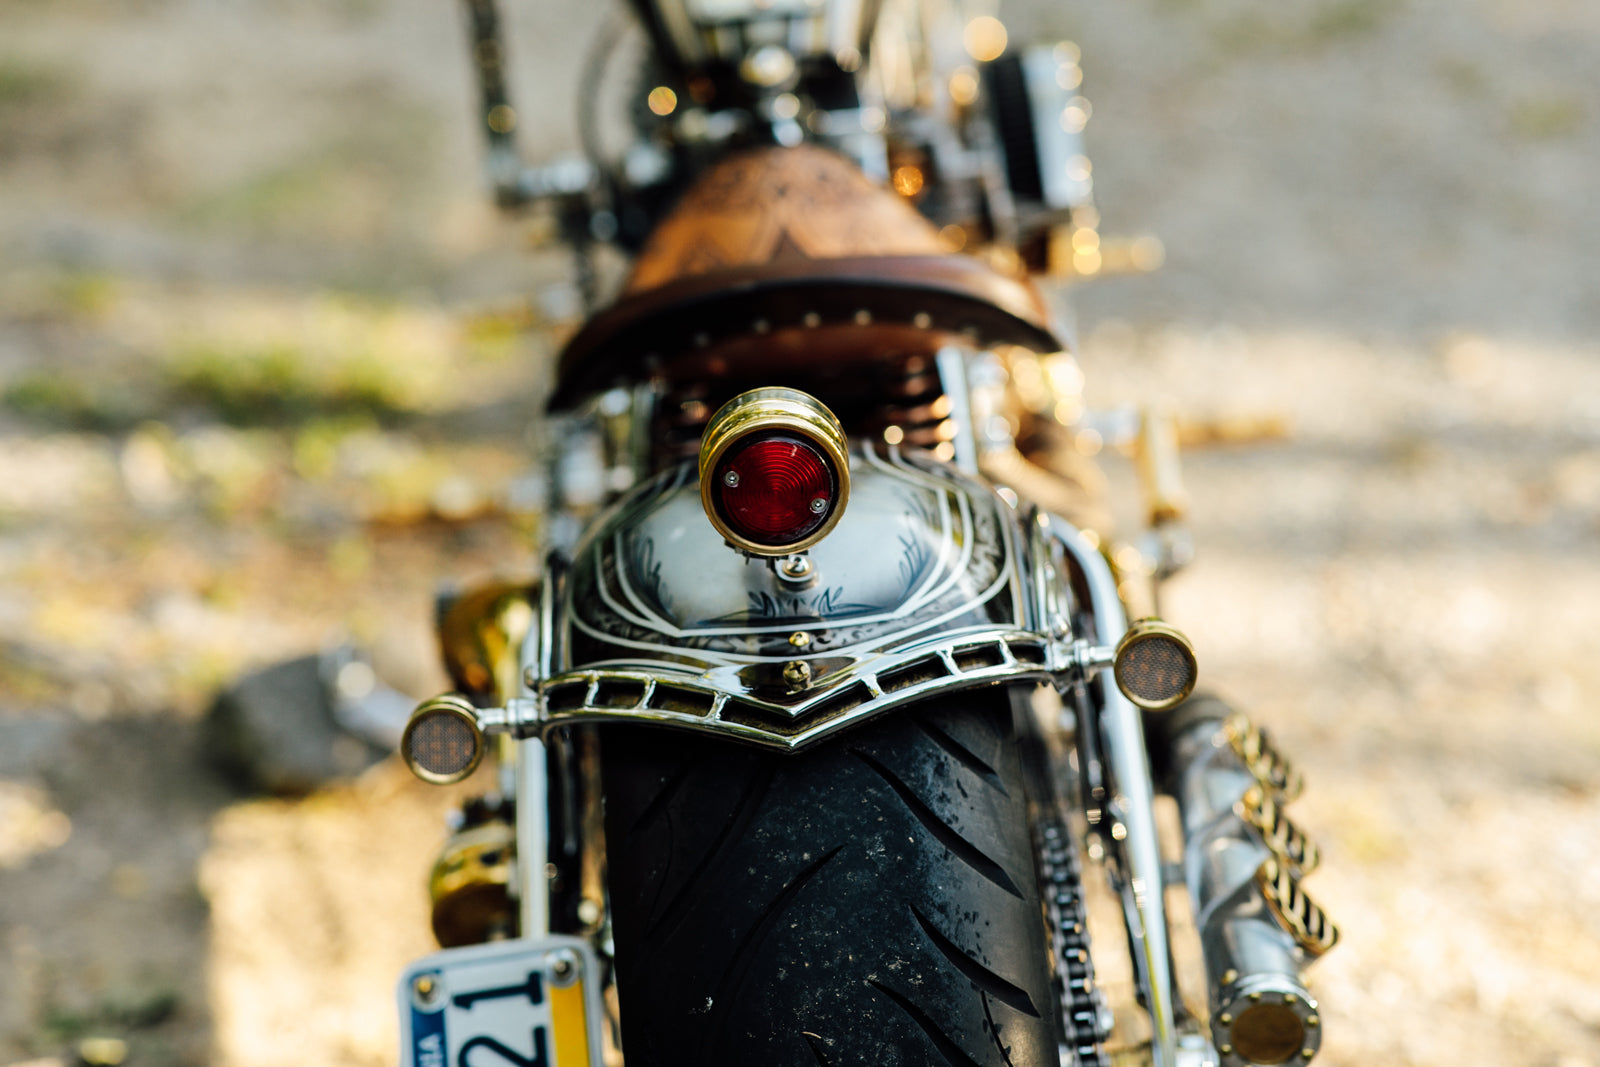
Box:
[872,354,956,454]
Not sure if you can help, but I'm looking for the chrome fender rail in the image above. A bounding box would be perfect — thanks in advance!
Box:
[1043,514,1180,1067]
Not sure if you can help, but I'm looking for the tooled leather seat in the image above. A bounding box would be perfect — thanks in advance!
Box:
[548,144,1062,409]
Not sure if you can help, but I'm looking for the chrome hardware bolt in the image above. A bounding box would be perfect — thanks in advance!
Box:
[412,974,443,1008]
[778,555,813,580]
[723,470,740,488]
[808,497,827,514]
[549,950,579,987]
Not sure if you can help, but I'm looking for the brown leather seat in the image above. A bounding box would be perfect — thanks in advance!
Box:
[549,144,1062,409]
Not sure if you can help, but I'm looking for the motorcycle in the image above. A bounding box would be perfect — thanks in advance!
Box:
[391,0,1339,1064]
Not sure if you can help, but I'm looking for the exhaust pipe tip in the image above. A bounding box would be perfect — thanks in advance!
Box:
[1214,975,1320,1065]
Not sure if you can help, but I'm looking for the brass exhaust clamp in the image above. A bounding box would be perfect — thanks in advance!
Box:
[1237,786,1321,877]
[1224,710,1304,801]
[1257,856,1340,960]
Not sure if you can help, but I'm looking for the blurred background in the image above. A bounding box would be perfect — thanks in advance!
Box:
[2,0,1598,1064]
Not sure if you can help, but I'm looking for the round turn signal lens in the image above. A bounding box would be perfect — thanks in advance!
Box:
[401,694,484,784]
[1113,619,1197,711]
[713,433,835,546]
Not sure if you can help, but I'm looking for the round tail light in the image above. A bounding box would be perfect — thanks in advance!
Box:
[713,433,836,545]
[699,388,850,556]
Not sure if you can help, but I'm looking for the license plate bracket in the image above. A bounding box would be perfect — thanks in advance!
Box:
[397,935,606,1067]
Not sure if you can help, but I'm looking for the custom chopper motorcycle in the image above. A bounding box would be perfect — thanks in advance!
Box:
[392,0,1340,1064]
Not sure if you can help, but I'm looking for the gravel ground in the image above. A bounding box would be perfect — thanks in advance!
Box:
[2,0,1598,1064]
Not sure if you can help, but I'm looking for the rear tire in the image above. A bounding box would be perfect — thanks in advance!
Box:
[600,690,1062,1066]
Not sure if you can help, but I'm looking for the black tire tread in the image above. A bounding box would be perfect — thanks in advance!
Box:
[852,748,1023,898]
[909,903,1041,1018]
[600,690,1061,1067]
[915,716,1009,794]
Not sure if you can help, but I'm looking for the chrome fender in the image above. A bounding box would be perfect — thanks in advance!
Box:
[534,444,1074,749]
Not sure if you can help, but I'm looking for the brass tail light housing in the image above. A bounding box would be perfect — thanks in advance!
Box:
[401,694,485,784]
[1112,618,1198,711]
[698,387,851,556]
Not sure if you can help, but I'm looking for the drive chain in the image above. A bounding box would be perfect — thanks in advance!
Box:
[1036,817,1111,1067]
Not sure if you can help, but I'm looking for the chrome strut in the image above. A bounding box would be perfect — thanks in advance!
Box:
[1045,516,1179,1067]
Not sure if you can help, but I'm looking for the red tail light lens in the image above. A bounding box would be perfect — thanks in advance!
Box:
[711,433,837,546]
[698,387,850,555]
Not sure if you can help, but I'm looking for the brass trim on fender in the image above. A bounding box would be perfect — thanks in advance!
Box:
[698,387,851,556]
[517,630,1059,752]
[1256,857,1340,959]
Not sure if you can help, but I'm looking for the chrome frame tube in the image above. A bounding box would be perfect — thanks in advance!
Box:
[512,565,560,940]
[514,737,550,939]
[1047,515,1178,1067]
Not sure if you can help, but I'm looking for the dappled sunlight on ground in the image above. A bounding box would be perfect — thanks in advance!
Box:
[4,0,1600,1063]
[1077,321,1600,1066]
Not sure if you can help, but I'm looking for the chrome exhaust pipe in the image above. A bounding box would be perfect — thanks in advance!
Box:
[1153,697,1337,1067]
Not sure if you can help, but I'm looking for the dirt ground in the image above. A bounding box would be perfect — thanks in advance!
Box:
[2,0,1598,1064]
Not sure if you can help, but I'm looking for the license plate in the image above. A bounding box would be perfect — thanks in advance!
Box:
[397,935,605,1067]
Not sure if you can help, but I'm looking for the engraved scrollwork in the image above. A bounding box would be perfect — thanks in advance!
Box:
[565,453,1025,666]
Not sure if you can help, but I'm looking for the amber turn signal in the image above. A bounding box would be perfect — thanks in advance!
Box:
[699,387,850,556]
[401,694,485,784]
[1112,618,1197,711]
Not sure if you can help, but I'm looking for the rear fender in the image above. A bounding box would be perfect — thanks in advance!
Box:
[522,443,1079,750]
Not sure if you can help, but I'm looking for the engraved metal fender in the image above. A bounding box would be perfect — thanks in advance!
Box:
[511,443,1081,750]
